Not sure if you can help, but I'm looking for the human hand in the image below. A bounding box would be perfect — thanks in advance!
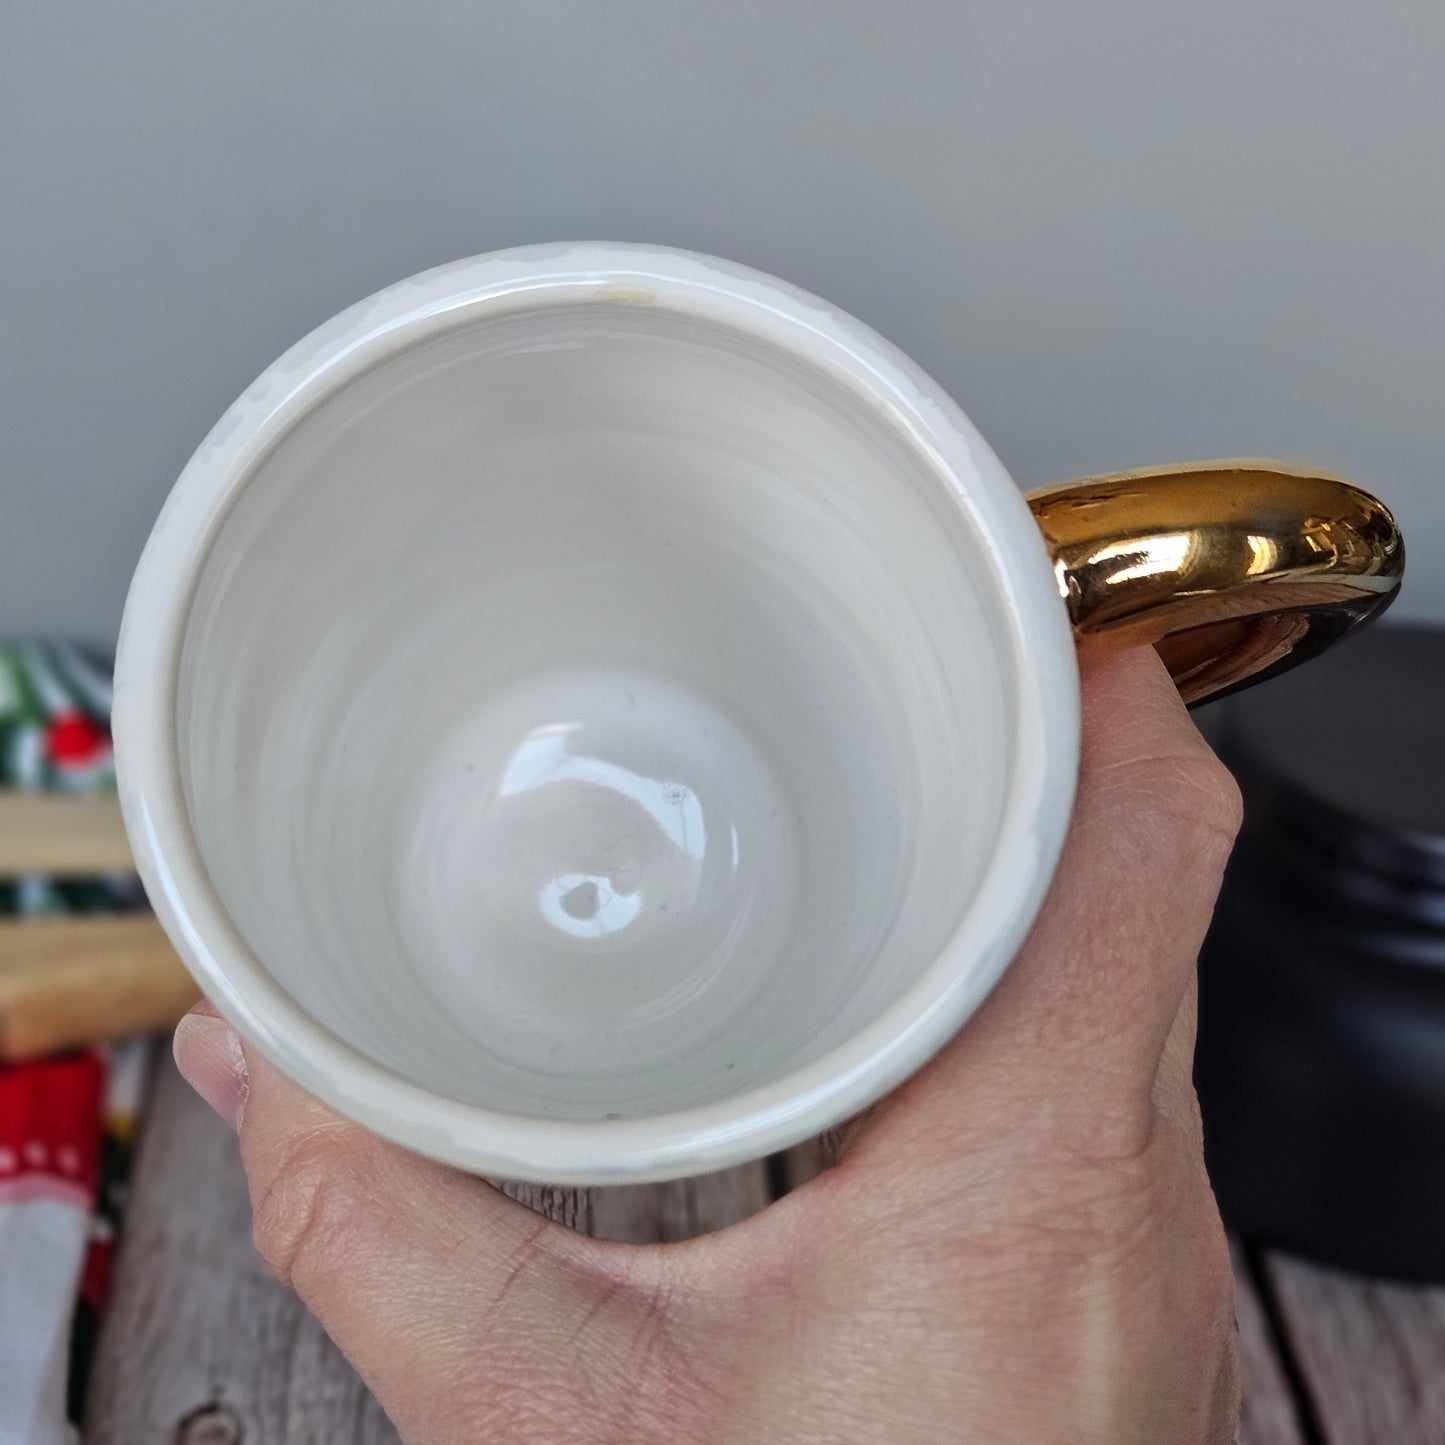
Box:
[174,647,1243,1444]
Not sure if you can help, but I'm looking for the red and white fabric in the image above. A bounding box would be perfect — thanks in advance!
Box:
[0,1052,104,1445]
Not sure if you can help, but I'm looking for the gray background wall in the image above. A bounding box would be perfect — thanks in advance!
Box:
[3,0,1441,642]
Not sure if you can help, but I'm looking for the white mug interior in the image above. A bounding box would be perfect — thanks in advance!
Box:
[117,245,1079,1181]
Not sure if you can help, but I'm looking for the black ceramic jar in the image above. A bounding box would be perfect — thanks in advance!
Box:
[1195,624,1445,1281]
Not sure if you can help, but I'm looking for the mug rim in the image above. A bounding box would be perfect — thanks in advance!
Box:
[114,242,1081,1184]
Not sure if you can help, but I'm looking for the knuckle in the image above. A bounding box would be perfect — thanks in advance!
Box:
[1195,1201,1234,1307]
[1099,740,1243,858]
[1182,747,1245,847]
[1192,1211,1242,1439]
[249,1125,371,1294]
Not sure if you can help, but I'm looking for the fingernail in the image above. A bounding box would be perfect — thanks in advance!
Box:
[174,1009,249,1133]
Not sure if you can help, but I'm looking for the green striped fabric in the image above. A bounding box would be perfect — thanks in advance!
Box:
[0,641,140,919]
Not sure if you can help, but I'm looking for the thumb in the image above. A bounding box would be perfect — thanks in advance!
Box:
[173,1005,676,1443]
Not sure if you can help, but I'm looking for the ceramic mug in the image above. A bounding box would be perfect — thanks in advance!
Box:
[114,243,1402,1184]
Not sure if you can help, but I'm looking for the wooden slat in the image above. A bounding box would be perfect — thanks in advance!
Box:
[84,1055,401,1444]
[1232,1242,1307,1445]
[494,1180,591,1234]
[1265,1251,1445,1443]
[0,915,199,1060]
[590,1163,772,1243]
[776,1133,839,1192]
[0,792,133,875]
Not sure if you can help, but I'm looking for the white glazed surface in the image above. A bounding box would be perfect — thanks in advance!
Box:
[114,244,1080,1183]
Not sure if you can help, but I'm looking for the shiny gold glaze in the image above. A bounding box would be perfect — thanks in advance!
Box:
[1028,462,1404,705]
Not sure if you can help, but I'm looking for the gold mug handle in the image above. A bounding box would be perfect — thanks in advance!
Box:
[1027,462,1404,706]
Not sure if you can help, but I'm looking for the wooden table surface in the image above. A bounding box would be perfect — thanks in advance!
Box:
[84,1054,1445,1444]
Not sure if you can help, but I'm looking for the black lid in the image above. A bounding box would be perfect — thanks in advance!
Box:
[1215,623,1445,923]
